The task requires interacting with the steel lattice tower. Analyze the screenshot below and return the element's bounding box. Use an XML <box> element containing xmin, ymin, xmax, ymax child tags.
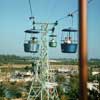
<box><xmin>27</xmin><ymin>23</ymin><xmax>59</xmax><ymax>100</ymax></box>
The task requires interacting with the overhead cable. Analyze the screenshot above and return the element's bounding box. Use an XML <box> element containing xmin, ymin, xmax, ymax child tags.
<box><xmin>56</xmin><ymin>0</ymin><xmax>94</xmax><ymax>22</ymax></box>
<box><xmin>28</xmin><ymin>0</ymin><xmax>33</xmax><ymax>17</ymax></box>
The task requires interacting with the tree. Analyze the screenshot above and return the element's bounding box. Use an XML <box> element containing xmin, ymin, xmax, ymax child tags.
<box><xmin>0</xmin><ymin>83</ymin><xmax>5</xmax><ymax>97</ymax></box>
<box><xmin>68</xmin><ymin>75</ymin><xmax>79</xmax><ymax>99</ymax></box>
<box><xmin>96</xmin><ymin>73</ymin><xmax>100</xmax><ymax>91</ymax></box>
<box><xmin>61</xmin><ymin>94</ymin><xmax>69</xmax><ymax>100</ymax></box>
<box><xmin>56</xmin><ymin>74</ymin><xmax>66</xmax><ymax>84</ymax></box>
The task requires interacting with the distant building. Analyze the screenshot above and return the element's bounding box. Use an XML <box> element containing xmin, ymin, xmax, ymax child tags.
<box><xmin>87</xmin><ymin>82</ymin><xmax>99</xmax><ymax>93</ymax></box>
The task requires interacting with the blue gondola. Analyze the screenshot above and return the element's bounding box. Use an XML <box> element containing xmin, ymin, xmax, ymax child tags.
<box><xmin>61</xmin><ymin>43</ymin><xmax>77</xmax><ymax>53</ymax></box>
<box><xmin>61</xmin><ymin>28</ymin><xmax>78</xmax><ymax>53</ymax></box>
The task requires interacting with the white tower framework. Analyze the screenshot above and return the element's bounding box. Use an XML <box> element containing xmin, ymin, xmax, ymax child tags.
<box><xmin>27</xmin><ymin>23</ymin><xmax>59</xmax><ymax>100</ymax></box>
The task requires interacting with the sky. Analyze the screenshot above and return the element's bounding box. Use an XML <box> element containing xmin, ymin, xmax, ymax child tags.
<box><xmin>0</xmin><ymin>0</ymin><xmax>100</xmax><ymax>59</ymax></box>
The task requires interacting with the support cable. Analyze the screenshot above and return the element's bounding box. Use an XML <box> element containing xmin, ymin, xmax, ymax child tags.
<box><xmin>28</xmin><ymin>0</ymin><xmax>33</xmax><ymax>17</ymax></box>
<box><xmin>56</xmin><ymin>0</ymin><xmax>93</xmax><ymax>22</ymax></box>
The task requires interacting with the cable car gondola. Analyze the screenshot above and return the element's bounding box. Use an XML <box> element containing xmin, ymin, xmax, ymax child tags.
<box><xmin>49</xmin><ymin>35</ymin><xmax>57</xmax><ymax>47</ymax></box>
<box><xmin>49</xmin><ymin>24</ymin><xmax>57</xmax><ymax>48</ymax></box>
<box><xmin>24</xmin><ymin>28</ymin><xmax>40</xmax><ymax>53</ymax></box>
<box><xmin>61</xmin><ymin>28</ymin><xmax>78</xmax><ymax>53</ymax></box>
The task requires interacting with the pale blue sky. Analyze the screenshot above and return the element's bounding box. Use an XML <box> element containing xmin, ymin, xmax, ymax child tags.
<box><xmin>0</xmin><ymin>0</ymin><xmax>100</xmax><ymax>59</ymax></box>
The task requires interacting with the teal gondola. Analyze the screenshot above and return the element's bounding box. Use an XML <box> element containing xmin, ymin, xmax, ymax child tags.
<box><xmin>49</xmin><ymin>35</ymin><xmax>57</xmax><ymax>47</ymax></box>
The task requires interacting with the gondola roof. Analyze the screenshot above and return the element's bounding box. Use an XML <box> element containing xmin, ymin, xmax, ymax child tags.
<box><xmin>24</xmin><ymin>29</ymin><xmax>40</xmax><ymax>33</ymax></box>
<box><xmin>62</xmin><ymin>28</ymin><xmax>78</xmax><ymax>32</ymax></box>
